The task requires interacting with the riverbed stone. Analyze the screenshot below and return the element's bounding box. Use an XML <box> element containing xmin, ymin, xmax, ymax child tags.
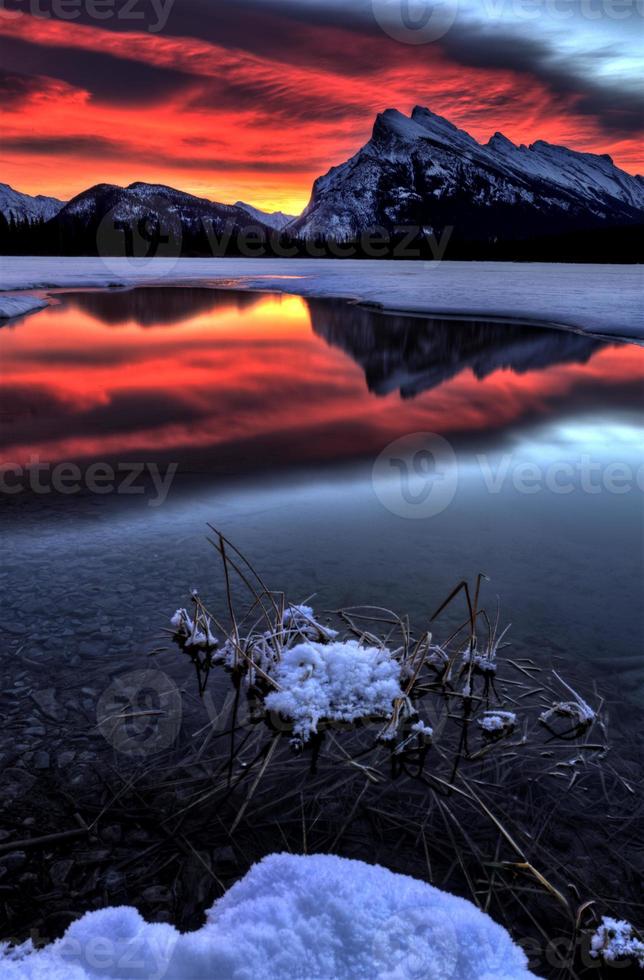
<box><xmin>31</xmin><ymin>688</ymin><xmax>66</xmax><ymax>722</ymax></box>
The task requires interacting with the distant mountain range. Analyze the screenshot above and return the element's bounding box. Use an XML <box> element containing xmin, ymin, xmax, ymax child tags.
<box><xmin>0</xmin><ymin>182</ymin><xmax>65</xmax><ymax>224</ymax></box>
<box><xmin>2</xmin><ymin>106</ymin><xmax>642</xmax><ymax>260</ymax></box>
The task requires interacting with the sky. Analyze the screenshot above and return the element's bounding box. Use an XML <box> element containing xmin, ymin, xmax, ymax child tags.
<box><xmin>1</xmin><ymin>0</ymin><xmax>642</xmax><ymax>213</ymax></box>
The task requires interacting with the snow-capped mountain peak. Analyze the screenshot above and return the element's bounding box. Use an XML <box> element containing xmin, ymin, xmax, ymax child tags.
<box><xmin>0</xmin><ymin>182</ymin><xmax>65</xmax><ymax>223</ymax></box>
<box><xmin>290</xmin><ymin>105</ymin><xmax>644</xmax><ymax>242</ymax></box>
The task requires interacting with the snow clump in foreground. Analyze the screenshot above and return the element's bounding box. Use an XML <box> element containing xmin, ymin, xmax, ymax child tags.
<box><xmin>0</xmin><ymin>853</ymin><xmax>538</xmax><ymax>979</ymax></box>
<box><xmin>264</xmin><ymin>639</ymin><xmax>403</xmax><ymax>740</ymax></box>
<box><xmin>590</xmin><ymin>917</ymin><xmax>644</xmax><ymax>968</ymax></box>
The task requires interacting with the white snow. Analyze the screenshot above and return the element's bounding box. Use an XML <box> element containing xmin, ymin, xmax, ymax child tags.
<box><xmin>264</xmin><ymin>638</ymin><xmax>403</xmax><ymax>740</ymax></box>
<box><xmin>0</xmin><ymin>853</ymin><xmax>537</xmax><ymax>979</ymax></box>
<box><xmin>282</xmin><ymin>603</ymin><xmax>338</xmax><ymax>641</ymax></box>
<box><xmin>478</xmin><ymin>710</ymin><xmax>517</xmax><ymax>734</ymax></box>
<box><xmin>0</xmin><ymin>183</ymin><xmax>64</xmax><ymax>223</ymax></box>
<box><xmin>590</xmin><ymin>917</ymin><xmax>644</xmax><ymax>968</ymax></box>
<box><xmin>0</xmin><ymin>292</ymin><xmax>48</xmax><ymax>320</ymax></box>
<box><xmin>170</xmin><ymin>607</ymin><xmax>218</xmax><ymax>650</ymax></box>
<box><xmin>0</xmin><ymin>257</ymin><xmax>642</xmax><ymax>340</ymax></box>
<box><xmin>540</xmin><ymin>672</ymin><xmax>596</xmax><ymax>730</ymax></box>
<box><xmin>411</xmin><ymin>720</ymin><xmax>433</xmax><ymax>738</ymax></box>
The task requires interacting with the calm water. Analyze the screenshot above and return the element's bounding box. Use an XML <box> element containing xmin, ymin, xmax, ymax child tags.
<box><xmin>1</xmin><ymin>286</ymin><xmax>643</xmax><ymax>704</ymax></box>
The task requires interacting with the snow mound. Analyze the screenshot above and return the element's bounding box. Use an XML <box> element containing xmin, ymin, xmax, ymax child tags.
<box><xmin>0</xmin><ymin>853</ymin><xmax>537</xmax><ymax>979</ymax></box>
<box><xmin>264</xmin><ymin>639</ymin><xmax>403</xmax><ymax>739</ymax></box>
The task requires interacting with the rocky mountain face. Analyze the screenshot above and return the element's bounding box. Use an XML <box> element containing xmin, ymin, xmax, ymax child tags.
<box><xmin>289</xmin><ymin>106</ymin><xmax>644</xmax><ymax>244</ymax></box>
<box><xmin>0</xmin><ymin>182</ymin><xmax>65</xmax><ymax>223</ymax></box>
<box><xmin>3</xmin><ymin>107</ymin><xmax>642</xmax><ymax>258</ymax></box>
<box><xmin>234</xmin><ymin>201</ymin><xmax>296</xmax><ymax>231</ymax></box>
<box><xmin>48</xmin><ymin>182</ymin><xmax>275</xmax><ymax>256</ymax></box>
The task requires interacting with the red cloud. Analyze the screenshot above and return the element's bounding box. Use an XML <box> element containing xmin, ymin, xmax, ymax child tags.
<box><xmin>0</xmin><ymin>13</ymin><xmax>641</xmax><ymax>211</ymax></box>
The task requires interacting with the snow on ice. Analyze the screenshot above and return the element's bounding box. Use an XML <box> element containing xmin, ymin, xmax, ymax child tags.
<box><xmin>0</xmin><ymin>257</ymin><xmax>642</xmax><ymax>341</ymax></box>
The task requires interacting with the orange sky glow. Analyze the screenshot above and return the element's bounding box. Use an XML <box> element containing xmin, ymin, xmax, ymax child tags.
<box><xmin>1</xmin><ymin>10</ymin><xmax>642</xmax><ymax>213</ymax></box>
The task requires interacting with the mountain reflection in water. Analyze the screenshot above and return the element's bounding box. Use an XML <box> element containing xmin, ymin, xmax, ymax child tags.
<box><xmin>307</xmin><ymin>299</ymin><xmax>604</xmax><ymax>398</ymax></box>
<box><xmin>0</xmin><ymin>287</ymin><xmax>640</xmax><ymax>472</ymax></box>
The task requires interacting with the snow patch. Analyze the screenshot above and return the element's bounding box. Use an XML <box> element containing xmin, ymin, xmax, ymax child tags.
<box><xmin>0</xmin><ymin>257</ymin><xmax>642</xmax><ymax>341</ymax></box>
<box><xmin>478</xmin><ymin>710</ymin><xmax>517</xmax><ymax>735</ymax></box>
<box><xmin>0</xmin><ymin>293</ymin><xmax>48</xmax><ymax>320</ymax></box>
<box><xmin>0</xmin><ymin>853</ymin><xmax>537</xmax><ymax>979</ymax></box>
<box><xmin>590</xmin><ymin>917</ymin><xmax>644</xmax><ymax>968</ymax></box>
<box><xmin>265</xmin><ymin>639</ymin><xmax>403</xmax><ymax>740</ymax></box>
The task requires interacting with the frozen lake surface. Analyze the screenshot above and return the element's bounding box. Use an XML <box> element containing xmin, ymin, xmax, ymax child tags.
<box><xmin>1</xmin><ymin>286</ymin><xmax>642</xmax><ymax>700</ymax></box>
<box><xmin>1</xmin><ymin>256</ymin><xmax>643</xmax><ymax>340</ymax></box>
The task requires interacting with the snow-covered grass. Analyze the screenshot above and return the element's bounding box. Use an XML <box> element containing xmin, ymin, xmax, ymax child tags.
<box><xmin>539</xmin><ymin>670</ymin><xmax>597</xmax><ymax>737</ymax></box>
<box><xmin>0</xmin><ymin>257</ymin><xmax>642</xmax><ymax>341</ymax></box>
<box><xmin>0</xmin><ymin>853</ymin><xmax>537</xmax><ymax>979</ymax></box>
<box><xmin>590</xmin><ymin>916</ymin><xmax>644</xmax><ymax>969</ymax></box>
<box><xmin>5</xmin><ymin>529</ymin><xmax>629</xmax><ymax>976</ymax></box>
<box><xmin>264</xmin><ymin>639</ymin><xmax>403</xmax><ymax>741</ymax></box>
<box><xmin>163</xmin><ymin>532</ymin><xmax>622</xmax><ymax>940</ymax></box>
<box><xmin>477</xmin><ymin>709</ymin><xmax>517</xmax><ymax>736</ymax></box>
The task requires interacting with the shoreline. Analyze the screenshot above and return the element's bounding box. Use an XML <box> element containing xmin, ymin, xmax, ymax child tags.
<box><xmin>1</xmin><ymin>256</ymin><xmax>642</xmax><ymax>342</ymax></box>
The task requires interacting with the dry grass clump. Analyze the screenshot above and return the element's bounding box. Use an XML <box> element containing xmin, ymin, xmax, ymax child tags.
<box><xmin>157</xmin><ymin>527</ymin><xmax>641</xmax><ymax>978</ymax></box>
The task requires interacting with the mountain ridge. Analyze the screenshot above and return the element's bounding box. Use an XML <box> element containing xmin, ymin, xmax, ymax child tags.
<box><xmin>290</xmin><ymin>105</ymin><xmax>644</xmax><ymax>242</ymax></box>
<box><xmin>2</xmin><ymin>106</ymin><xmax>642</xmax><ymax>260</ymax></box>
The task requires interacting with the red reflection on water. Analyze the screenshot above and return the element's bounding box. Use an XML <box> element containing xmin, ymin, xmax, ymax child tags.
<box><xmin>0</xmin><ymin>288</ymin><xmax>641</xmax><ymax>469</ymax></box>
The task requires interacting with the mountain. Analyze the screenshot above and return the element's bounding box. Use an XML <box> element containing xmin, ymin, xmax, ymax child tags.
<box><xmin>0</xmin><ymin>182</ymin><xmax>65</xmax><ymax>223</ymax></box>
<box><xmin>234</xmin><ymin>201</ymin><xmax>297</xmax><ymax>231</ymax></box>
<box><xmin>39</xmin><ymin>182</ymin><xmax>276</xmax><ymax>256</ymax></box>
<box><xmin>290</xmin><ymin>106</ymin><xmax>644</xmax><ymax>246</ymax></box>
<box><xmin>3</xmin><ymin>109</ymin><xmax>642</xmax><ymax>259</ymax></box>
<box><xmin>308</xmin><ymin>298</ymin><xmax>606</xmax><ymax>400</ymax></box>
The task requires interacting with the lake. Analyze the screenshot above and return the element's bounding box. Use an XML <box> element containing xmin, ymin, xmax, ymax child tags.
<box><xmin>1</xmin><ymin>283</ymin><xmax>643</xmax><ymax>953</ymax></box>
<box><xmin>1</xmin><ymin>286</ymin><xmax>642</xmax><ymax>697</ymax></box>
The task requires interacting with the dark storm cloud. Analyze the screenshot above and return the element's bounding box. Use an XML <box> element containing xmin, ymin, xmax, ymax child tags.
<box><xmin>0</xmin><ymin>36</ymin><xmax>195</xmax><ymax>105</ymax></box>
<box><xmin>170</xmin><ymin>0</ymin><xmax>644</xmax><ymax>134</ymax></box>
<box><xmin>2</xmin><ymin>1</ymin><xmax>641</xmax><ymax>134</ymax></box>
<box><xmin>0</xmin><ymin>70</ymin><xmax>47</xmax><ymax>106</ymax></box>
<box><xmin>439</xmin><ymin>24</ymin><xmax>644</xmax><ymax>135</ymax></box>
<box><xmin>2</xmin><ymin>134</ymin><xmax>127</xmax><ymax>155</ymax></box>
